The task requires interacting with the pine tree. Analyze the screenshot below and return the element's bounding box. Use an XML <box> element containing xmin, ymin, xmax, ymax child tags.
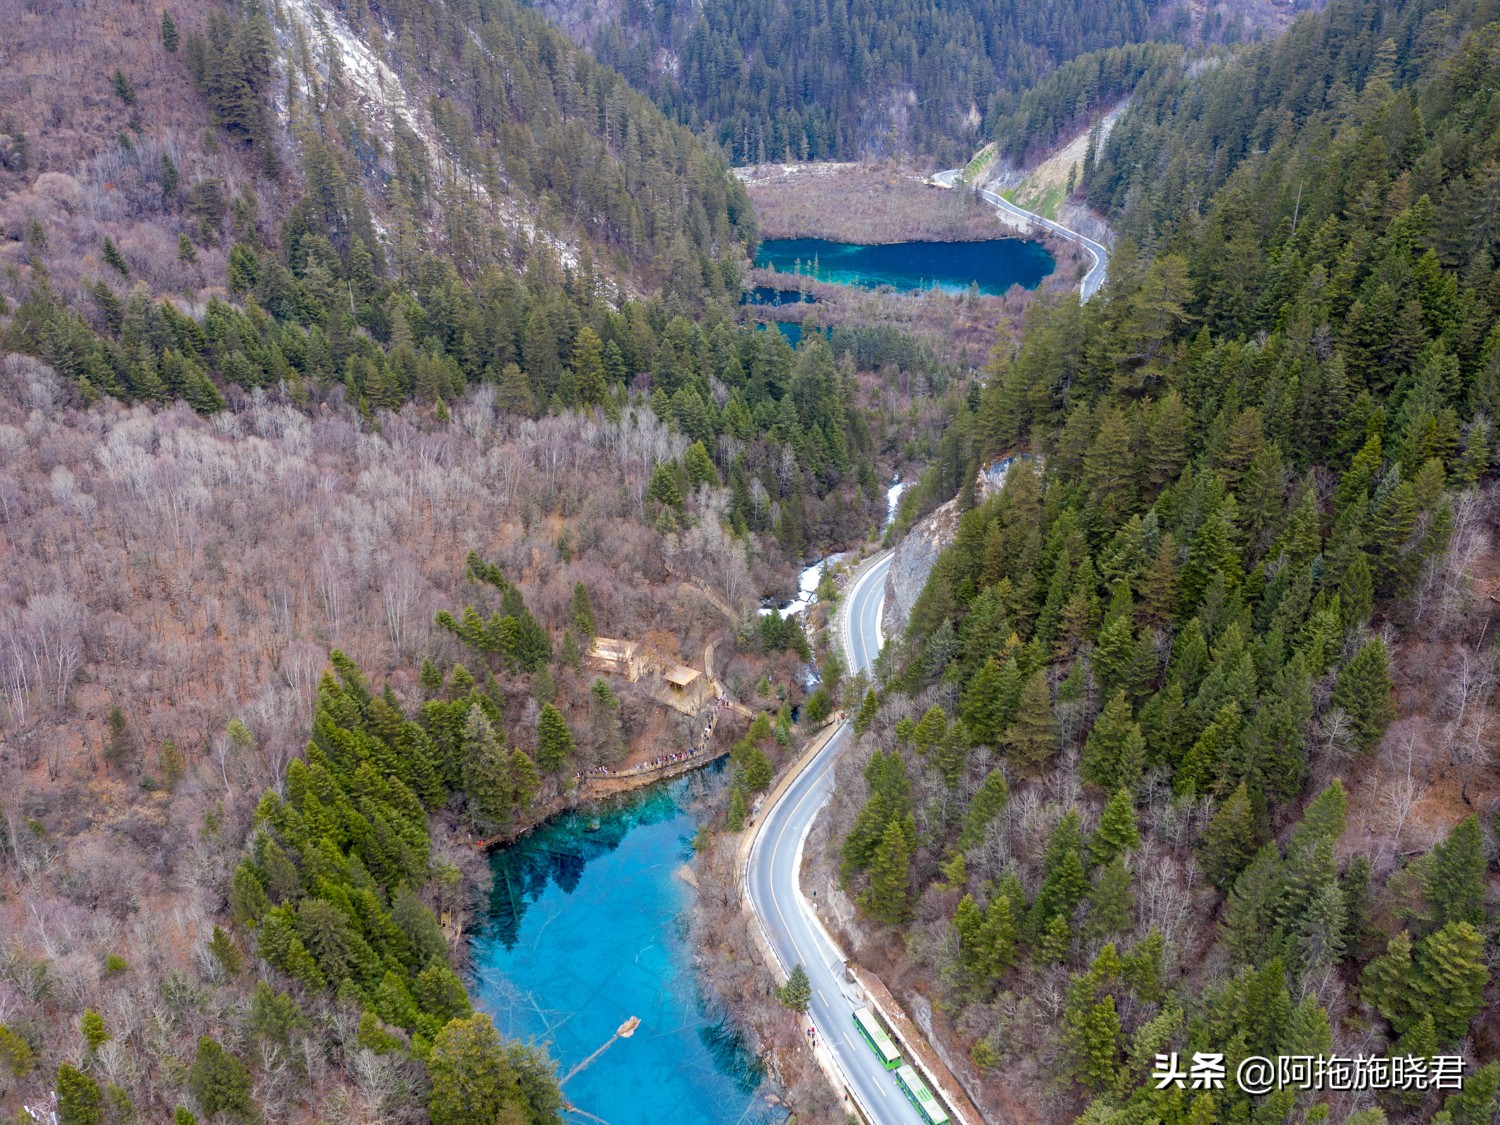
<box><xmin>950</xmin><ymin>893</ymin><xmax>987</xmax><ymax>994</ymax></box>
<box><xmin>1424</xmin><ymin>815</ymin><xmax>1486</xmax><ymax>928</ymax></box>
<box><xmin>1137</xmin><ymin>533</ymin><xmax>1179</xmax><ymax>628</ymax></box>
<box><xmin>1332</xmin><ymin>638</ymin><xmax>1397</xmax><ymax>752</ymax></box>
<box><xmin>979</xmin><ymin>893</ymin><xmax>1019</xmax><ymax>979</ymax></box>
<box><xmin>111</xmin><ymin>69</ymin><xmax>136</xmax><ymax>105</ymax></box>
<box><xmin>779</xmin><ymin>963</ymin><xmax>812</xmax><ymax>1012</ymax></box>
<box><xmin>1086</xmin><ymin>858</ymin><xmax>1134</xmax><ymax>939</ymax></box>
<box><xmin>159</xmin><ymin>153</ymin><xmax>180</xmax><ymax>204</ymax></box>
<box><xmin>742</xmin><ymin>745</ymin><xmax>773</xmax><ymax>791</ymax></box>
<box><xmin>259</xmin><ymin>837</ymin><xmax>301</xmax><ymax>904</ymax></box>
<box><xmin>647</xmin><ymin>461</ymin><xmax>684</xmax><ymax>509</ymax></box>
<box><xmin>1338</xmin><ymin>552</ymin><xmax>1374</xmax><ymax>629</ymax></box>
<box><xmin>1198</xmin><ymin>781</ymin><xmax>1261</xmax><ymax>886</ymax></box>
<box><xmin>461</xmin><ymin>705</ymin><xmax>514</xmax><ymax>833</ymax></box>
<box><xmin>58</xmin><ymin>1063</ymin><xmax>105</xmax><ymax>1125</ymax></box>
<box><xmin>230</xmin><ymin>863</ymin><xmax>270</xmax><ymax>927</ymax></box>
<box><xmin>207</xmin><ymin>925</ymin><xmax>242</xmax><ymax>976</ymax></box>
<box><xmin>569</xmin><ymin>581</ymin><xmax>595</xmax><ymax>639</ymax></box>
<box><xmin>1388</xmin><ymin>1013</ymin><xmax>1438</xmax><ymax>1109</ymax></box>
<box><xmin>853</xmin><ymin>688</ymin><xmax>878</xmax><ymax>735</ymax></box>
<box><xmin>507</xmin><ymin>749</ymin><xmax>540</xmax><ymax>809</ymax></box>
<box><xmin>1413</xmin><ymin>921</ymin><xmax>1489</xmax><ymax>1041</ymax></box>
<box><xmin>497</xmin><ymin>362</ymin><xmax>534</xmax><ymax>416</ymax></box>
<box><xmin>957</xmin><ymin>769</ymin><xmax>1008</xmax><ymax>852</ymax></box>
<box><xmin>684</xmin><ymin>440</ymin><xmax>719</xmax><ymax>488</ymax></box>
<box><xmin>1297</xmin><ymin>880</ymin><xmax>1349</xmax><ymax>975</ymax></box>
<box><xmin>1361</xmin><ymin>929</ymin><xmax>1418</xmax><ymax>1031</ymax></box>
<box><xmin>572</xmin><ymin>325</ymin><xmax>608</xmax><ymax>406</ymax></box>
<box><xmin>102</xmin><ymin>236</ymin><xmax>129</xmax><ymax>276</ymax></box>
<box><xmin>1061</xmin><ymin>987</ymin><xmax>1122</xmax><ymax>1092</ymax></box>
<box><xmin>420</xmin><ymin>659</ymin><xmax>444</xmax><ymax>698</ymax></box>
<box><xmin>912</xmin><ymin>705</ymin><xmax>949</xmax><ymax>754</ymax></box>
<box><xmin>181</xmin><ymin>361</ymin><xmax>226</xmax><ymax>415</ymax></box>
<box><xmin>105</xmin><ymin>703</ymin><xmax>137</xmax><ymax>769</ymax></box>
<box><xmin>1007</xmin><ymin>668</ymin><xmax>1058</xmax><ymax>775</ymax></box>
<box><xmin>186</xmin><ymin>1037</ymin><xmax>254</xmax><ymax>1123</ymax></box>
<box><xmin>1442</xmin><ymin>1060</ymin><xmax>1500</xmax><ymax>1125</ymax></box>
<box><xmin>428</xmin><ymin>1014</ymin><xmax>534</xmax><ymax>1125</ymax></box>
<box><xmin>0</xmin><ymin>1025</ymin><xmax>35</xmax><ymax>1080</ymax></box>
<box><xmin>1081</xmin><ymin>691</ymin><xmax>1146</xmax><ymax>792</ymax></box>
<box><xmin>726</xmin><ymin>783</ymin><xmax>747</xmax><ymax>831</ymax></box>
<box><xmin>1094</xmin><ymin>614</ymin><xmax>1148</xmax><ymax>702</ymax></box>
<box><xmin>1175</xmin><ymin>700</ymin><xmax>1241</xmax><ymax>797</ymax></box>
<box><xmin>534</xmin><ymin>704</ymin><xmax>575</xmax><ymax>775</ymax></box>
<box><xmin>1091</xmin><ymin>788</ymin><xmax>1140</xmax><ymax>865</ymax></box>
<box><xmin>960</xmin><ymin>656</ymin><xmax>1022</xmax><ymax>744</ymax></box>
<box><xmin>1031</xmin><ymin>811</ymin><xmax>1088</xmax><ymax>937</ymax></box>
<box><xmin>862</xmin><ymin>816</ymin><xmax>915</xmax><ymax>924</ymax></box>
<box><xmin>161</xmin><ymin>10</ymin><xmax>179</xmax><ymax>52</ymax></box>
<box><xmin>81</xmin><ymin>1009</ymin><xmax>110</xmax><ymax>1051</ymax></box>
<box><xmin>1037</xmin><ymin>911</ymin><xmax>1072</xmax><ymax>963</ymax></box>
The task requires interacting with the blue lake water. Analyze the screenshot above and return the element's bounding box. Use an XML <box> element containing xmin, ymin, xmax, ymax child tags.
<box><xmin>470</xmin><ymin>767</ymin><xmax>786</xmax><ymax>1125</ymax></box>
<box><xmin>742</xmin><ymin>285</ymin><xmax>819</xmax><ymax>307</ymax></box>
<box><xmin>756</xmin><ymin>320</ymin><xmax>830</xmax><ymax>346</ymax></box>
<box><xmin>755</xmin><ymin>236</ymin><xmax>1053</xmax><ymax>296</ymax></box>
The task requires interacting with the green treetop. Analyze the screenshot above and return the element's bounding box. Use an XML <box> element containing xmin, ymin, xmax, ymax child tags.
<box><xmin>535</xmin><ymin>704</ymin><xmax>575</xmax><ymax>775</ymax></box>
<box><xmin>1331</xmin><ymin>638</ymin><xmax>1397</xmax><ymax>752</ymax></box>
<box><xmin>779</xmin><ymin>963</ymin><xmax>812</xmax><ymax>1012</ymax></box>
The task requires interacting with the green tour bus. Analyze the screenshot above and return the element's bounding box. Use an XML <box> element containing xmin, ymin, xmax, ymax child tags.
<box><xmin>851</xmin><ymin>1005</ymin><xmax>902</xmax><ymax>1070</ymax></box>
<box><xmin>895</xmin><ymin>1063</ymin><xmax>950</xmax><ymax>1125</ymax></box>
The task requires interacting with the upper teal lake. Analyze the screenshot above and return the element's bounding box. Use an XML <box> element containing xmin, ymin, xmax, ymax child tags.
<box><xmin>754</xmin><ymin>236</ymin><xmax>1054</xmax><ymax>296</ymax></box>
<box><xmin>470</xmin><ymin>768</ymin><xmax>785</xmax><ymax>1125</ymax></box>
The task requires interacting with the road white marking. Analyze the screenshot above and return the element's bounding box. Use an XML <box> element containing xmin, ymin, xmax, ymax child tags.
<box><xmin>750</xmin><ymin>548</ymin><xmax>909</xmax><ymax>1125</ymax></box>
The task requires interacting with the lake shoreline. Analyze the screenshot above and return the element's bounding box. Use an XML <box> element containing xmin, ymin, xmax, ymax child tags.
<box><xmin>755</xmin><ymin>235</ymin><xmax>1055</xmax><ymax>297</ymax></box>
<box><xmin>467</xmin><ymin>765</ymin><xmax>794</xmax><ymax>1125</ymax></box>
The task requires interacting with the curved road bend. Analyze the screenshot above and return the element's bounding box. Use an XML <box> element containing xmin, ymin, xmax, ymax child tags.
<box><xmin>746</xmin><ymin>552</ymin><xmax>933</xmax><ymax>1125</ymax></box>
<box><xmin>933</xmin><ymin>168</ymin><xmax>1109</xmax><ymax>301</ymax></box>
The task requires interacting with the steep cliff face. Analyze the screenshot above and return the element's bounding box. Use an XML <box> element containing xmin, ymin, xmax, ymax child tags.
<box><xmin>882</xmin><ymin>494</ymin><xmax>962</xmax><ymax>642</ymax></box>
<box><xmin>882</xmin><ymin>457</ymin><xmax>1026</xmax><ymax>639</ymax></box>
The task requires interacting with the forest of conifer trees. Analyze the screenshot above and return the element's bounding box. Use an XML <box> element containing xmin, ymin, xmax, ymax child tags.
<box><xmin>0</xmin><ymin>0</ymin><xmax>1497</xmax><ymax>1119</ymax></box>
<box><xmin>828</xmin><ymin>0</ymin><xmax>1500</xmax><ymax>1118</ymax></box>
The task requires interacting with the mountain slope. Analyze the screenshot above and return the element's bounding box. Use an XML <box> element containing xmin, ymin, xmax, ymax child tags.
<box><xmin>827</xmin><ymin>0</ymin><xmax>1500</xmax><ymax>1119</ymax></box>
<box><xmin>557</xmin><ymin>0</ymin><xmax>1165</xmax><ymax>165</ymax></box>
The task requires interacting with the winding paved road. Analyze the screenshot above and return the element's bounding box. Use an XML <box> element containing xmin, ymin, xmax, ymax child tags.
<box><xmin>933</xmin><ymin>168</ymin><xmax>1109</xmax><ymax>301</ymax></box>
<box><xmin>745</xmin><ymin>552</ymin><xmax>935</xmax><ymax>1125</ymax></box>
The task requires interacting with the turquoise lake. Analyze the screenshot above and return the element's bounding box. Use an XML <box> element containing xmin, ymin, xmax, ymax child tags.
<box><xmin>755</xmin><ymin>236</ymin><xmax>1054</xmax><ymax>295</ymax></box>
<box><xmin>470</xmin><ymin>767</ymin><xmax>786</xmax><ymax>1125</ymax></box>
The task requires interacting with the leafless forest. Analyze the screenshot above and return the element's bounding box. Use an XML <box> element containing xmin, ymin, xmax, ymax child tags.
<box><xmin>0</xmin><ymin>351</ymin><xmax>816</xmax><ymax>1119</ymax></box>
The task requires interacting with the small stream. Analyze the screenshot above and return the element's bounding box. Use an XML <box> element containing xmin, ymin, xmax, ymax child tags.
<box><xmin>759</xmin><ymin>477</ymin><xmax>907</xmax><ymax>620</ymax></box>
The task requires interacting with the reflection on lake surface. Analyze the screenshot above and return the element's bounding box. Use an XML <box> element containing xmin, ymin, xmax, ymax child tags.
<box><xmin>470</xmin><ymin>767</ymin><xmax>786</xmax><ymax>1125</ymax></box>
<box><xmin>755</xmin><ymin>320</ymin><xmax>831</xmax><ymax>346</ymax></box>
<box><xmin>755</xmin><ymin>236</ymin><xmax>1053</xmax><ymax>295</ymax></box>
<box><xmin>742</xmin><ymin>285</ymin><xmax>819</xmax><ymax>306</ymax></box>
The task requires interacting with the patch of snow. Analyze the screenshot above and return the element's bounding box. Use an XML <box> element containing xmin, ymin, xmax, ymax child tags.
<box><xmin>277</xmin><ymin>0</ymin><xmax>427</xmax><ymax>143</ymax></box>
<box><xmin>269</xmin><ymin>0</ymin><xmax>586</xmax><ymax>276</ymax></box>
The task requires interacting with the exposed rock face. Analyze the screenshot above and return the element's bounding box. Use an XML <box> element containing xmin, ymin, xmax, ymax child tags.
<box><xmin>882</xmin><ymin>497</ymin><xmax>961</xmax><ymax>642</ymax></box>
<box><xmin>882</xmin><ymin>456</ymin><xmax>1027</xmax><ymax>640</ymax></box>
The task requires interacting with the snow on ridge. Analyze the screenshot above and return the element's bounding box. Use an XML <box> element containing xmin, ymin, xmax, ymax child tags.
<box><xmin>276</xmin><ymin>0</ymin><xmax>427</xmax><ymax>144</ymax></box>
<box><xmin>267</xmin><ymin>0</ymin><xmax>584</xmax><ymax>275</ymax></box>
